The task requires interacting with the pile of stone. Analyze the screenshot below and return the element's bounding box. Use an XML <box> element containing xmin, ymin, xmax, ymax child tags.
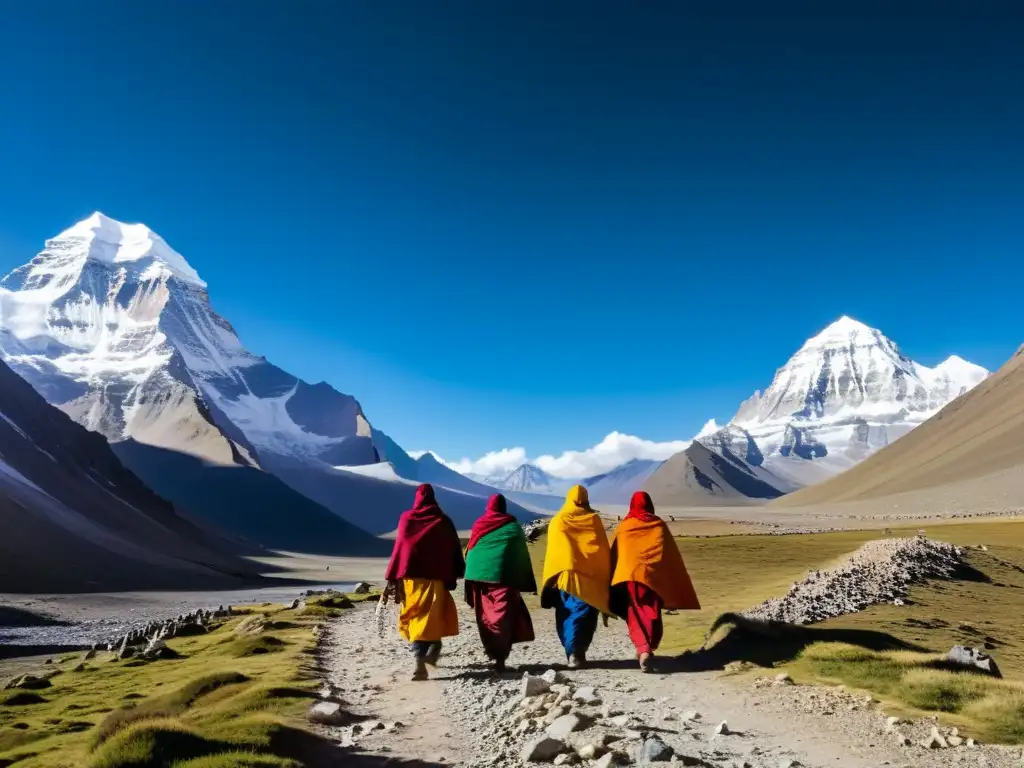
<box><xmin>104</xmin><ymin>606</ymin><xmax>234</xmax><ymax>661</ymax></box>
<box><xmin>745</xmin><ymin>536</ymin><xmax>965</xmax><ymax>625</ymax></box>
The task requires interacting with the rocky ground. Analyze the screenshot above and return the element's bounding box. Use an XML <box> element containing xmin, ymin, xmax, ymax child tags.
<box><xmin>0</xmin><ymin>580</ymin><xmax>361</xmax><ymax>652</ymax></box>
<box><xmin>318</xmin><ymin>601</ymin><xmax>1024</xmax><ymax>767</ymax></box>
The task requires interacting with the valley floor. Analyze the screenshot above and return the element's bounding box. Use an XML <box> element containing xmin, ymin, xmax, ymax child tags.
<box><xmin>320</xmin><ymin>601</ymin><xmax>1024</xmax><ymax>767</ymax></box>
<box><xmin>0</xmin><ymin>554</ymin><xmax>387</xmax><ymax>654</ymax></box>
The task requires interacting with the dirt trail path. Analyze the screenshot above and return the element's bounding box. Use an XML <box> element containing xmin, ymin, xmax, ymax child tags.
<box><xmin>320</xmin><ymin>603</ymin><xmax>1022</xmax><ymax>767</ymax></box>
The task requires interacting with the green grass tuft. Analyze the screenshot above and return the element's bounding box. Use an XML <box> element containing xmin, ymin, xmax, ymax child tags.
<box><xmin>87</xmin><ymin>720</ymin><xmax>221</xmax><ymax>768</ymax></box>
<box><xmin>91</xmin><ymin>672</ymin><xmax>249</xmax><ymax>749</ymax></box>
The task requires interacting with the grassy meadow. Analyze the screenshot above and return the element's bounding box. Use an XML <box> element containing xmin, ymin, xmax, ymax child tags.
<box><xmin>0</xmin><ymin>594</ymin><xmax>370</xmax><ymax>768</ymax></box>
<box><xmin>527</xmin><ymin>517</ymin><xmax>1024</xmax><ymax>742</ymax></box>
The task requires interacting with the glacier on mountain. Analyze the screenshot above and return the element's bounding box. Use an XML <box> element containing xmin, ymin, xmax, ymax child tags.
<box><xmin>0</xmin><ymin>213</ymin><xmax>532</xmax><ymax>533</ymax></box>
<box><xmin>709</xmin><ymin>315</ymin><xmax>989</xmax><ymax>487</ymax></box>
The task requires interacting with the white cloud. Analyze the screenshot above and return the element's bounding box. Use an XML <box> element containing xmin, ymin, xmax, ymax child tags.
<box><xmin>421</xmin><ymin>431</ymin><xmax>692</xmax><ymax>481</ymax></box>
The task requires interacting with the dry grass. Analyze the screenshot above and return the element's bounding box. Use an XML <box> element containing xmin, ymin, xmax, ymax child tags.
<box><xmin>0</xmin><ymin>593</ymin><xmax>374</xmax><ymax>768</ymax></box>
<box><xmin>789</xmin><ymin>643</ymin><xmax>1024</xmax><ymax>743</ymax></box>
<box><xmin>526</xmin><ymin>518</ymin><xmax>1024</xmax><ymax>742</ymax></box>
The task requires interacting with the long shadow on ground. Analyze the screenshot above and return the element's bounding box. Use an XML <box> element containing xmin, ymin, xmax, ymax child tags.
<box><xmin>664</xmin><ymin>612</ymin><xmax>932</xmax><ymax>673</ymax></box>
<box><xmin>427</xmin><ymin>611</ymin><xmax>935</xmax><ymax>682</ymax></box>
<box><xmin>268</xmin><ymin>721</ymin><xmax>448</xmax><ymax>767</ymax></box>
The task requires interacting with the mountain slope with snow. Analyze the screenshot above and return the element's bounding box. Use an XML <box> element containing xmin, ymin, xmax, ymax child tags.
<box><xmin>0</xmin><ymin>213</ymin><xmax>520</xmax><ymax>535</ymax></box>
<box><xmin>485</xmin><ymin>463</ymin><xmax>575</xmax><ymax>495</ymax></box>
<box><xmin>714</xmin><ymin>316</ymin><xmax>989</xmax><ymax>488</ymax></box>
<box><xmin>774</xmin><ymin>344</ymin><xmax>1024</xmax><ymax>506</ymax></box>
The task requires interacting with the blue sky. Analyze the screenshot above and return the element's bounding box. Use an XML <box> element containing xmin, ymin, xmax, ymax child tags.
<box><xmin>1</xmin><ymin>2</ymin><xmax>1022</xmax><ymax>474</ymax></box>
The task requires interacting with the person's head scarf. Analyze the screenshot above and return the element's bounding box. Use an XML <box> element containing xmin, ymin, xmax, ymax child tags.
<box><xmin>466</xmin><ymin>493</ymin><xmax>516</xmax><ymax>551</ymax></box>
<box><xmin>412</xmin><ymin>483</ymin><xmax>440</xmax><ymax>515</ymax></box>
<box><xmin>625</xmin><ymin>491</ymin><xmax>659</xmax><ymax>523</ymax></box>
<box><xmin>559</xmin><ymin>484</ymin><xmax>594</xmax><ymax>516</ymax></box>
<box><xmin>384</xmin><ymin>483</ymin><xmax>464</xmax><ymax>584</ymax></box>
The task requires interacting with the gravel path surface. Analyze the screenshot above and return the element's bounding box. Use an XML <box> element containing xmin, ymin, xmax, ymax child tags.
<box><xmin>320</xmin><ymin>602</ymin><xmax>1024</xmax><ymax>767</ymax></box>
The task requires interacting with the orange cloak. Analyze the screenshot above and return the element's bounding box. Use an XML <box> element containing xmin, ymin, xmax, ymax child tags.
<box><xmin>610</xmin><ymin>517</ymin><xmax>700</xmax><ymax>611</ymax></box>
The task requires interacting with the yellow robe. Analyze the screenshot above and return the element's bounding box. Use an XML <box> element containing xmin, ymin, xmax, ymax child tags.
<box><xmin>541</xmin><ymin>486</ymin><xmax>611</xmax><ymax>614</ymax></box>
<box><xmin>398</xmin><ymin>578</ymin><xmax>459</xmax><ymax>642</ymax></box>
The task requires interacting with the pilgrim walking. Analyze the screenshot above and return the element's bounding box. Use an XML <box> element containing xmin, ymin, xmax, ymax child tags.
<box><xmin>540</xmin><ymin>485</ymin><xmax>611</xmax><ymax>668</ymax></box>
<box><xmin>384</xmin><ymin>483</ymin><xmax>465</xmax><ymax>681</ymax></box>
<box><xmin>609</xmin><ymin>491</ymin><xmax>700</xmax><ymax>672</ymax></box>
<box><xmin>463</xmin><ymin>494</ymin><xmax>537</xmax><ymax>672</ymax></box>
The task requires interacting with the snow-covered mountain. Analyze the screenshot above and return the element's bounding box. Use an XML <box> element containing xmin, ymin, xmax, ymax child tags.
<box><xmin>0</xmin><ymin>213</ymin><xmax>529</xmax><ymax>535</ymax></box>
<box><xmin>707</xmin><ymin>316</ymin><xmax>989</xmax><ymax>488</ymax></box>
<box><xmin>485</xmin><ymin>463</ymin><xmax>576</xmax><ymax>496</ymax></box>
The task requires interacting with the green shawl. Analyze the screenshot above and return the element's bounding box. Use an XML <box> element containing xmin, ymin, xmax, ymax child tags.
<box><xmin>464</xmin><ymin>521</ymin><xmax>537</xmax><ymax>593</ymax></box>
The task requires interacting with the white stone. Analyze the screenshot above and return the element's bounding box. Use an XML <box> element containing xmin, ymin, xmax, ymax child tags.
<box><xmin>521</xmin><ymin>736</ymin><xmax>566</xmax><ymax>763</ymax></box>
<box><xmin>546</xmin><ymin>714</ymin><xmax>587</xmax><ymax>740</ymax></box>
<box><xmin>573</xmin><ymin>686</ymin><xmax>600</xmax><ymax>704</ymax></box>
<box><xmin>522</xmin><ymin>673</ymin><xmax>552</xmax><ymax>698</ymax></box>
<box><xmin>308</xmin><ymin>701</ymin><xmax>345</xmax><ymax>725</ymax></box>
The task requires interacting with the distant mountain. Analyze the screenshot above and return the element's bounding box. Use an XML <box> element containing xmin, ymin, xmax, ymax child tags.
<box><xmin>0</xmin><ymin>213</ymin><xmax>511</xmax><ymax>536</ymax></box>
<box><xmin>0</xmin><ymin>358</ymin><xmax>262</xmax><ymax>592</ymax></box>
<box><xmin>698</xmin><ymin>316</ymin><xmax>988</xmax><ymax>491</ymax></box>
<box><xmin>775</xmin><ymin>344</ymin><xmax>1024</xmax><ymax>507</ymax></box>
<box><xmin>583</xmin><ymin>459</ymin><xmax>664</xmax><ymax>504</ymax></box>
<box><xmin>415</xmin><ymin>453</ymin><xmax>505</xmax><ymax>497</ymax></box>
<box><xmin>486</xmin><ymin>463</ymin><xmax>575</xmax><ymax>496</ymax></box>
<box><xmin>643</xmin><ymin>442</ymin><xmax>785</xmax><ymax>507</ymax></box>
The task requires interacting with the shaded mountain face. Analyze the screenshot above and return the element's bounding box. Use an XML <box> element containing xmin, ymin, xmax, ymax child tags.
<box><xmin>582</xmin><ymin>459</ymin><xmax>664</xmax><ymax>504</ymax></box>
<box><xmin>642</xmin><ymin>442</ymin><xmax>784</xmax><ymax>507</ymax></box>
<box><xmin>775</xmin><ymin>345</ymin><xmax>1024</xmax><ymax>507</ymax></box>
<box><xmin>0</xmin><ymin>358</ymin><xmax>261</xmax><ymax>592</ymax></box>
<box><xmin>713</xmin><ymin>316</ymin><xmax>988</xmax><ymax>488</ymax></box>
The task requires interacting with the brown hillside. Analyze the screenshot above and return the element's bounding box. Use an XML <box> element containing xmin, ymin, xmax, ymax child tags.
<box><xmin>774</xmin><ymin>345</ymin><xmax>1024</xmax><ymax>506</ymax></box>
<box><xmin>643</xmin><ymin>442</ymin><xmax>783</xmax><ymax>507</ymax></box>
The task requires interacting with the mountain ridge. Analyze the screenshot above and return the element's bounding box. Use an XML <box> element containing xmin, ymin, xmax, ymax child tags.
<box><xmin>0</xmin><ymin>213</ymin><xmax>531</xmax><ymax>536</ymax></box>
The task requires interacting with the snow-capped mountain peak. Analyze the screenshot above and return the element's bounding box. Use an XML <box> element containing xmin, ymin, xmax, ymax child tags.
<box><xmin>720</xmin><ymin>315</ymin><xmax>989</xmax><ymax>488</ymax></box>
<box><xmin>53</xmin><ymin>212</ymin><xmax>206</xmax><ymax>288</ymax></box>
<box><xmin>0</xmin><ymin>214</ymin><xmax>387</xmax><ymax>466</ymax></box>
<box><xmin>801</xmin><ymin>314</ymin><xmax>877</xmax><ymax>348</ymax></box>
<box><xmin>487</xmin><ymin>463</ymin><xmax>575</xmax><ymax>496</ymax></box>
<box><xmin>931</xmin><ymin>355</ymin><xmax>988</xmax><ymax>391</ymax></box>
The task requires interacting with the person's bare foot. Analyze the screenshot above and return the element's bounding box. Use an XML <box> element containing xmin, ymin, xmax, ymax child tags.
<box><xmin>639</xmin><ymin>652</ymin><xmax>653</xmax><ymax>673</ymax></box>
<box><xmin>411</xmin><ymin>658</ymin><xmax>428</xmax><ymax>681</ymax></box>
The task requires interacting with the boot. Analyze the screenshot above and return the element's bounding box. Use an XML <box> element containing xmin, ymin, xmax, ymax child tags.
<box><xmin>411</xmin><ymin>658</ymin><xmax>428</xmax><ymax>681</ymax></box>
<box><xmin>424</xmin><ymin>642</ymin><xmax>442</xmax><ymax>667</ymax></box>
